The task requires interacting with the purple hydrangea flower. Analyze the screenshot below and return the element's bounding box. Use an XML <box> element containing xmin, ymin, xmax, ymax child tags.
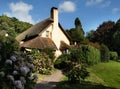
<box><xmin>20</xmin><ymin>66</ymin><xmax>30</xmax><ymax>76</ymax></box>
<box><xmin>5</xmin><ymin>59</ymin><xmax>12</xmax><ymax>65</ymax></box>
<box><xmin>10</xmin><ymin>55</ymin><xmax>17</xmax><ymax>62</ymax></box>
<box><xmin>27</xmin><ymin>56</ymin><xmax>34</xmax><ymax>61</ymax></box>
<box><xmin>27</xmin><ymin>63</ymin><xmax>34</xmax><ymax>70</ymax></box>
<box><xmin>33</xmin><ymin>74</ymin><xmax>38</xmax><ymax>80</ymax></box>
<box><xmin>14</xmin><ymin>80</ymin><xmax>24</xmax><ymax>89</ymax></box>
<box><xmin>13</xmin><ymin>70</ymin><xmax>18</xmax><ymax>75</ymax></box>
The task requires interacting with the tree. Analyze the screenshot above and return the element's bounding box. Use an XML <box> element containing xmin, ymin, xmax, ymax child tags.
<box><xmin>66</xmin><ymin>17</ymin><xmax>85</xmax><ymax>44</ymax></box>
<box><xmin>86</xmin><ymin>30</ymin><xmax>95</xmax><ymax>42</ymax></box>
<box><xmin>93</xmin><ymin>21</ymin><xmax>115</xmax><ymax>50</ymax></box>
<box><xmin>112</xmin><ymin>19</ymin><xmax>120</xmax><ymax>55</ymax></box>
<box><xmin>100</xmin><ymin>44</ymin><xmax>110</xmax><ymax>62</ymax></box>
<box><xmin>0</xmin><ymin>15</ymin><xmax>32</xmax><ymax>37</ymax></box>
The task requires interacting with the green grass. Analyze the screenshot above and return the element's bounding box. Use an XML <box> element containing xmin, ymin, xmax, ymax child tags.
<box><xmin>56</xmin><ymin>61</ymin><xmax>120</xmax><ymax>89</ymax></box>
<box><xmin>88</xmin><ymin>61</ymin><xmax>120</xmax><ymax>89</ymax></box>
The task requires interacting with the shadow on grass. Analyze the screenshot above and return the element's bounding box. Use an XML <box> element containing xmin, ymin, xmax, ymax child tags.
<box><xmin>35</xmin><ymin>81</ymin><xmax>59</xmax><ymax>89</ymax></box>
<box><xmin>55</xmin><ymin>81</ymin><xmax>116</xmax><ymax>89</ymax></box>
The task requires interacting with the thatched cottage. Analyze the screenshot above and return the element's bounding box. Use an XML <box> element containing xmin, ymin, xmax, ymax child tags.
<box><xmin>16</xmin><ymin>7</ymin><xmax>71</xmax><ymax>57</ymax></box>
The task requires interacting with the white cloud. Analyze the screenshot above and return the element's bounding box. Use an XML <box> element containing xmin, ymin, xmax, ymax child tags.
<box><xmin>101</xmin><ymin>1</ymin><xmax>111</xmax><ymax>8</ymax></box>
<box><xmin>59</xmin><ymin>1</ymin><xmax>76</xmax><ymax>13</ymax></box>
<box><xmin>112</xmin><ymin>8</ymin><xmax>119</xmax><ymax>14</ymax></box>
<box><xmin>85</xmin><ymin>0</ymin><xmax>111</xmax><ymax>7</ymax></box>
<box><xmin>86</xmin><ymin>0</ymin><xmax>103</xmax><ymax>6</ymax></box>
<box><xmin>4</xmin><ymin>1</ymin><xmax>35</xmax><ymax>24</ymax></box>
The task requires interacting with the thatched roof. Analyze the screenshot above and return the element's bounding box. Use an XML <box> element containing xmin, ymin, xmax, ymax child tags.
<box><xmin>60</xmin><ymin>41</ymin><xmax>70</xmax><ymax>51</ymax></box>
<box><xmin>16</xmin><ymin>18</ymin><xmax>53</xmax><ymax>42</ymax></box>
<box><xmin>16</xmin><ymin>17</ymin><xmax>71</xmax><ymax>42</ymax></box>
<box><xmin>20</xmin><ymin>36</ymin><xmax>57</xmax><ymax>50</ymax></box>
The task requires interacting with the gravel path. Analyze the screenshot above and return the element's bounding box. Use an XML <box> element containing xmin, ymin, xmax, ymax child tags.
<box><xmin>35</xmin><ymin>70</ymin><xmax>63</xmax><ymax>89</ymax></box>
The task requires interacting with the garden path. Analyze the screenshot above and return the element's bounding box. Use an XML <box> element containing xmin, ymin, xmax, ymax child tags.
<box><xmin>35</xmin><ymin>70</ymin><xmax>63</xmax><ymax>89</ymax></box>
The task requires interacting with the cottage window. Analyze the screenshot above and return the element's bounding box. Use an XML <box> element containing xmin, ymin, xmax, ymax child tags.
<box><xmin>46</xmin><ymin>31</ymin><xmax>49</xmax><ymax>37</ymax></box>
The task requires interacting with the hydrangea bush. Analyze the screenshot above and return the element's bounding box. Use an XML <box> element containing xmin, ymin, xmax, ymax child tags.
<box><xmin>26</xmin><ymin>49</ymin><xmax>54</xmax><ymax>75</ymax></box>
<box><xmin>0</xmin><ymin>53</ymin><xmax>37</xmax><ymax>89</ymax></box>
<box><xmin>0</xmin><ymin>33</ymin><xmax>37</xmax><ymax>89</ymax></box>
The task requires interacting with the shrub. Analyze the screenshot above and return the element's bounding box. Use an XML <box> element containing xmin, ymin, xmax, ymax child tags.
<box><xmin>83</xmin><ymin>45</ymin><xmax>100</xmax><ymax>65</ymax></box>
<box><xmin>0</xmin><ymin>33</ymin><xmax>37</xmax><ymax>89</ymax></box>
<box><xmin>27</xmin><ymin>50</ymin><xmax>53</xmax><ymax>75</ymax></box>
<box><xmin>109</xmin><ymin>51</ymin><xmax>118</xmax><ymax>61</ymax></box>
<box><xmin>0</xmin><ymin>53</ymin><xmax>37</xmax><ymax>89</ymax></box>
<box><xmin>100</xmin><ymin>44</ymin><xmax>110</xmax><ymax>62</ymax></box>
<box><xmin>70</xmin><ymin>45</ymin><xmax>100</xmax><ymax>65</ymax></box>
<box><xmin>66</xmin><ymin>62</ymin><xmax>89</xmax><ymax>83</ymax></box>
<box><xmin>42</xmin><ymin>48</ymin><xmax>55</xmax><ymax>62</ymax></box>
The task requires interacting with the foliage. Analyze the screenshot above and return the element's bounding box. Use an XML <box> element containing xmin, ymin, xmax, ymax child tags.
<box><xmin>0</xmin><ymin>15</ymin><xmax>32</xmax><ymax>37</ymax></box>
<box><xmin>66</xmin><ymin>62</ymin><xmax>89</xmax><ymax>83</ymax></box>
<box><xmin>112</xmin><ymin>19</ymin><xmax>120</xmax><ymax>55</ymax></box>
<box><xmin>0</xmin><ymin>30</ymin><xmax>19</xmax><ymax>59</ymax></box>
<box><xmin>0</xmin><ymin>34</ymin><xmax>36</xmax><ymax>89</ymax></box>
<box><xmin>100</xmin><ymin>44</ymin><xmax>110</xmax><ymax>62</ymax></box>
<box><xmin>56</xmin><ymin>61</ymin><xmax>119</xmax><ymax>89</ymax></box>
<box><xmin>70</xmin><ymin>45</ymin><xmax>100</xmax><ymax>65</ymax></box>
<box><xmin>86</xmin><ymin>30</ymin><xmax>95</xmax><ymax>42</ymax></box>
<box><xmin>0</xmin><ymin>53</ymin><xmax>37</xmax><ymax>89</ymax></box>
<box><xmin>41</xmin><ymin>48</ymin><xmax>55</xmax><ymax>62</ymax></box>
<box><xmin>109</xmin><ymin>51</ymin><xmax>118</xmax><ymax>61</ymax></box>
<box><xmin>54</xmin><ymin>54</ymin><xmax>70</xmax><ymax>69</ymax></box>
<box><xmin>66</xmin><ymin>17</ymin><xmax>85</xmax><ymax>44</ymax></box>
<box><xmin>87</xmin><ymin>21</ymin><xmax>115</xmax><ymax>50</ymax></box>
<box><xmin>95</xmin><ymin>21</ymin><xmax>115</xmax><ymax>44</ymax></box>
<box><xmin>87</xmin><ymin>42</ymin><xmax>101</xmax><ymax>49</ymax></box>
<box><xmin>26</xmin><ymin>49</ymin><xmax>53</xmax><ymax>75</ymax></box>
<box><xmin>56</xmin><ymin>47</ymin><xmax>90</xmax><ymax>83</ymax></box>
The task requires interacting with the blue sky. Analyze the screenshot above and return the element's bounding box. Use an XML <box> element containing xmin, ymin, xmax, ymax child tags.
<box><xmin>0</xmin><ymin>0</ymin><xmax>120</xmax><ymax>33</ymax></box>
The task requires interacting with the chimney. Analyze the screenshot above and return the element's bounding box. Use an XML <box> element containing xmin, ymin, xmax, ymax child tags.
<box><xmin>51</xmin><ymin>7</ymin><xmax>58</xmax><ymax>28</ymax></box>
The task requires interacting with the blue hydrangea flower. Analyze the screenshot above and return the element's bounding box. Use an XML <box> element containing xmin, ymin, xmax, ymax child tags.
<box><xmin>27</xmin><ymin>56</ymin><xmax>34</xmax><ymax>61</ymax></box>
<box><xmin>14</xmin><ymin>80</ymin><xmax>24</xmax><ymax>89</ymax></box>
<box><xmin>33</xmin><ymin>74</ymin><xmax>38</xmax><ymax>80</ymax></box>
<box><xmin>20</xmin><ymin>66</ymin><xmax>30</xmax><ymax>76</ymax></box>
<box><xmin>10</xmin><ymin>55</ymin><xmax>17</xmax><ymax>62</ymax></box>
<box><xmin>5</xmin><ymin>59</ymin><xmax>12</xmax><ymax>65</ymax></box>
<box><xmin>13</xmin><ymin>70</ymin><xmax>18</xmax><ymax>75</ymax></box>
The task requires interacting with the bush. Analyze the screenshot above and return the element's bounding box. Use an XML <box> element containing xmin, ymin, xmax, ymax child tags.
<box><xmin>100</xmin><ymin>44</ymin><xmax>110</xmax><ymax>62</ymax></box>
<box><xmin>70</xmin><ymin>45</ymin><xmax>100</xmax><ymax>65</ymax></box>
<box><xmin>109</xmin><ymin>51</ymin><xmax>118</xmax><ymax>61</ymax></box>
<box><xmin>66</xmin><ymin>62</ymin><xmax>89</xmax><ymax>83</ymax></box>
<box><xmin>0</xmin><ymin>53</ymin><xmax>37</xmax><ymax>89</ymax></box>
<box><xmin>83</xmin><ymin>45</ymin><xmax>100</xmax><ymax>65</ymax></box>
<box><xmin>27</xmin><ymin>50</ymin><xmax>53</xmax><ymax>75</ymax></box>
<box><xmin>0</xmin><ymin>33</ymin><xmax>37</xmax><ymax>89</ymax></box>
<box><xmin>54</xmin><ymin>54</ymin><xmax>71</xmax><ymax>69</ymax></box>
<box><xmin>42</xmin><ymin>48</ymin><xmax>55</xmax><ymax>61</ymax></box>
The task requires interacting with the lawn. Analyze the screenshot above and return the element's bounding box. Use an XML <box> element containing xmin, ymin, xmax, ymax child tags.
<box><xmin>88</xmin><ymin>61</ymin><xmax>120</xmax><ymax>89</ymax></box>
<box><xmin>56</xmin><ymin>61</ymin><xmax>120</xmax><ymax>89</ymax></box>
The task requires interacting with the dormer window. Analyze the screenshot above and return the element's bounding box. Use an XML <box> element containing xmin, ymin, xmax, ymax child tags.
<box><xmin>46</xmin><ymin>31</ymin><xmax>49</xmax><ymax>37</ymax></box>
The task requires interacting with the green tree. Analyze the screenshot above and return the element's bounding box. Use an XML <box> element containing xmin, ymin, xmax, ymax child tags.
<box><xmin>66</xmin><ymin>17</ymin><xmax>85</xmax><ymax>44</ymax></box>
<box><xmin>100</xmin><ymin>44</ymin><xmax>110</xmax><ymax>62</ymax></box>
<box><xmin>89</xmin><ymin>21</ymin><xmax>115</xmax><ymax>50</ymax></box>
<box><xmin>112</xmin><ymin>19</ymin><xmax>120</xmax><ymax>55</ymax></box>
<box><xmin>0</xmin><ymin>15</ymin><xmax>32</xmax><ymax>37</ymax></box>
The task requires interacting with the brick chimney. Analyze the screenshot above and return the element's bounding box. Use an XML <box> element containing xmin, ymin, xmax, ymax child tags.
<box><xmin>51</xmin><ymin>7</ymin><xmax>58</xmax><ymax>29</ymax></box>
